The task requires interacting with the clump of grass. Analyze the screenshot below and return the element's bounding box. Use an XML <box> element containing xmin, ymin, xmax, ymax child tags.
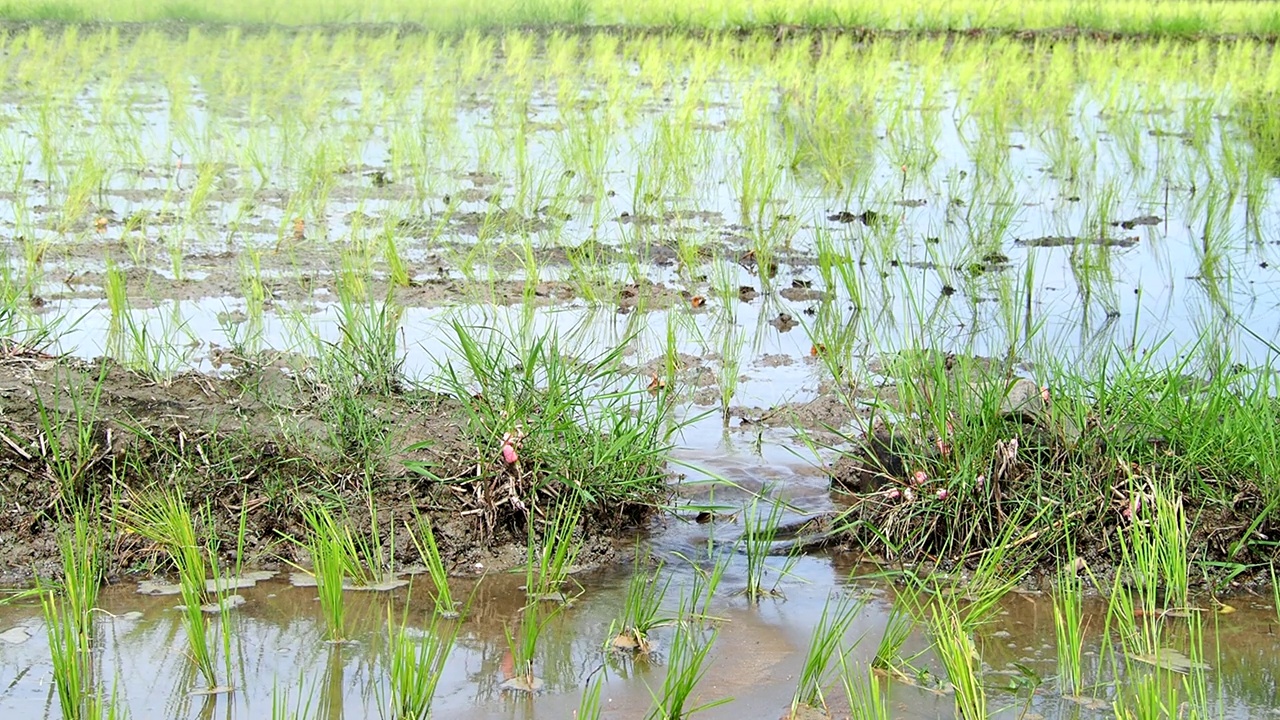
<box><xmin>419</xmin><ymin>322</ymin><xmax>672</xmax><ymax>533</ymax></box>
<box><xmin>33</xmin><ymin>365</ymin><xmax>107</xmax><ymax>508</ymax></box>
<box><xmin>333</xmin><ymin>287</ymin><xmax>404</xmax><ymax>396</ymax></box>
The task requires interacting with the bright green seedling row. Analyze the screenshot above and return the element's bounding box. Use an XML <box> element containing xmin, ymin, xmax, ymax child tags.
<box><xmin>2</xmin><ymin>0</ymin><xmax>1280</xmax><ymax>37</ymax></box>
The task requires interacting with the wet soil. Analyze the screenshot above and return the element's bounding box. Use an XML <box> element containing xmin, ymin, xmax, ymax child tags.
<box><xmin>0</xmin><ymin>348</ymin><xmax>637</xmax><ymax>583</ymax></box>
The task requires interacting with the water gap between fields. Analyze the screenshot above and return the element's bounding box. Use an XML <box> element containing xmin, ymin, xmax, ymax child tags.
<box><xmin>1</xmin><ymin>442</ymin><xmax>1278</xmax><ymax>719</ymax></box>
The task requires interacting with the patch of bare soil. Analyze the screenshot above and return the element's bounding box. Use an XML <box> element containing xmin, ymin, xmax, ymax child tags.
<box><xmin>0</xmin><ymin>348</ymin><xmax>644</xmax><ymax>584</ymax></box>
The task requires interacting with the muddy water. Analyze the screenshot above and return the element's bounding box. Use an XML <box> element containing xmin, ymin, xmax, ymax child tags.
<box><xmin>3</xmin><ymin>450</ymin><xmax>1279</xmax><ymax>719</ymax></box>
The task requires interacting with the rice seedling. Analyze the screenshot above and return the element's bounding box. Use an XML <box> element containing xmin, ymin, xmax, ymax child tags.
<box><xmin>406</xmin><ymin>516</ymin><xmax>458</xmax><ymax>618</ymax></box>
<box><xmin>526</xmin><ymin>500</ymin><xmax>583</xmax><ymax>602</ymax></box>
<box><xmin>838</xmin><ymin>653</ymin><xmax>891</xmax><ymax>720</ymax></box>
<box><xmin>673</xmin><ymin>549</ymin><xmax>728</xmax><ymax>622</ymax></box>
<box><xmin>1118</xmin><ymin>474</ymin><xmax>1191</xmax><ymax>615</ymax></box>
<box><xmin>740</xmin><ymin>495</ymin><xmax>797</xmax><ymax>602</ymax></box>
<box><xmin>576</xmin><ymin>669</ymin><xmax>606</xmax><ymax>720</ymax></box>
<box><xmin>122</xmin><ymin>492</ymin><xmax>221</xmax><ymax>689</ymax></box>
<box><xmin>501</xmin><ymin>600</ymin><xmax>557</xmax><ymax>694</ymax></box>
<box><xmin>299</xmin><ymin>502</ymin><xmax>382</xmax><ymax>642</ymax></box>
<box><xmin>610</xmin><ymin>548</ymin><xmax>672</xmax><ymax>654</ymax></box>
<box><xmin>1053</xmin><ymin>560</ymin><xmax>1088</xmax><ymax>696</ymax></box>
<box><xmin>709</xmin><ymin>309</ymin><xmax>747</xmax><ymax>430</ymax></box>
<box><xmin>272</xmin><ymin>674</ymin><xmax>318</xmax><ymax>720</ymax></box>
<box><xmin>790</xmin><ymin>592</ymin><xmax>865</xmax><ymax>716</ymax></box>
<box><xmin>383</xmin><ymin>609</ymin><xmax>456</xmax><ymax>719</ymax></box>
<box><xmin>927</xmin><ymin>604</ymin><xmax>985</xmax><ymax>720</ymax></box>
<box><xmin>871</xmin><ymin>599</ymin><xmax>919</xmax><ymax>681</ymax></box>
<box><xmin>41</xmin><ymin>512</ymin><xmax>106</xmax><ymax>720</ymax></box>
<box><xmin>643</xmin><ymin>599</ymin><xmax>729</xmax><ymax>719</ymax></box>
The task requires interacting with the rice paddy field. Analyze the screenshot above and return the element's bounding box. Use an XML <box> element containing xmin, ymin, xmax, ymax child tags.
<box><xmin>1</xmin><ymin>1</ymin><xmax>1280</xmax><ymax>718</ymax></box>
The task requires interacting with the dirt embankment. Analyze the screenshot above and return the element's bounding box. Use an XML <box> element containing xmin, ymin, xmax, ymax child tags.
<box><xmin>825</xmin><ymin>405</ymin><xmax>1277</xmax><ymax>589</ymax></box>
<box><xmin>0</xmin><ymin>346</ymin><xmax>641</xmax><ymax>584</ymax></box>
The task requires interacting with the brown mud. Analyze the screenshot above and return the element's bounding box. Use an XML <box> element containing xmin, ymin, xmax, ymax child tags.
<box><xmin>0</xmin><ymin>347</ymin><xmax>636</xmax><ymax>584</ymax></box>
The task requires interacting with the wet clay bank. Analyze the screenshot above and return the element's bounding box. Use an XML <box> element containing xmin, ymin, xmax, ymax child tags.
<box><xmin>0</xmin><ymin>346</ymin><xmax>660</xmax><ymax>582</ymax></box>
<box><xmin>0</xmin><ymin>338</ymin><xmax>1275</xmax><ymax>595</ymax></box>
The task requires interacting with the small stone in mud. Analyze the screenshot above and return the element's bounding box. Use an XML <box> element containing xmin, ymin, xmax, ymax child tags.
<box><xmin>1015</xmin><ymin>235</ymin><xmax>1138</xmax><ymax>249</ymax></box>
<box><xmin>779</xmin><ymin>286</ymin><xmax>825</xmax><ymax>302</ymax></box>
<box><xmin>1114</xmin><ymin>214</ymin><xmax>1161</xmax><ymax>229</ymax></box>
<box><xmin>500</xmin><ymin>676</ymin><xmax>544</xmax><ymax>693</ymax></box>
<box><xmin>288</xmin><ymin>572</ymin><xmax>408</xmax><ymax>592</ymax></box>
<box><xmin>0</xmin><ymin>627</ymin><xmax>30</xmax><ymax>644</ymax></box>
<box><xmin>182</xmin><ymin>594</ymin><xmax>246</xmax><ymax>614</ymax></box>
<box><xmin>827</xmin><ymin>209</ymin><xmax>882</xmax><ymax>226</ymax></box>
<box><xmin>611</xmin><ymin>633</ymin><xmax>640</xmax><ymax>651</ymax></box>
<box><xmin>769</xmin><ymin>313</ymin><xmax>797</xmax><ymax>332</ymax></box>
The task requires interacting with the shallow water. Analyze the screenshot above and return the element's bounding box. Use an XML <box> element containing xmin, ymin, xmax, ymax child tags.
<box><xmin>0</xmin><ymin>36</ymin><xmax>1275</xmax><ymax>379</ymax></box>
<box><xmin>3</xmin><ymin>445</ymin><xmax>1279</xmax><ymax>720</ymax></box>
